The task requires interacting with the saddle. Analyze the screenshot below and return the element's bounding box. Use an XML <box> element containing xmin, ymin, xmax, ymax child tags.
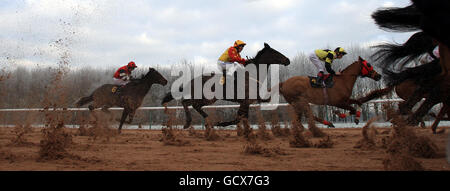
<box><xmin>309</xmin><ymin>74</ymin><xmax>334</xmax><ymax>88</ymax></box>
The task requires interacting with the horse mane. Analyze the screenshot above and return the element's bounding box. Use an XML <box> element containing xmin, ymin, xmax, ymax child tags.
<box><xmin>383</xmin><ymin>59</ymin><xmax>441</xmax><ymax>87</ymax></box>
<box><xmin>371</xmin><ymin>32</ymin><xmax>435</xmax><ymax>72</ymax></box>
<box><xmin>250</xmin><ymin>47</ymin><xmax>267</xmax><ymax>64</ymax></box>
<box><xmin>371</xmin><ymin>4</ymin><xmax>421</xmax><ymax>32</ymax></box>
<box><xmin>341</xmin><ymin>60</ymin><xmax>360</xmax><ymax>74</ymax></box>
<box><xmin>128</xmin><ymin>71</ymin><xmax>152</xmax><ymax>85</ymax></box>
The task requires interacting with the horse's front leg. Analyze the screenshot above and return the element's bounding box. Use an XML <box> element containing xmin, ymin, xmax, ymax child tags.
<box><xmin>333</xmin><ymin>104</ymin><xmax>360</xmax><ymax>125</ymax></box>
<box><xmin>313</xmin><ymin>116</ymin><xmax>335</xmax><ymax>128</ymax></box>
<box><xmin>118</xmin><ymin>109</ymin><xmax>129</xmax><ymax>134</ymax></box>
<box><xmin>126</xmin><ymin>109</ymin><xmax>136</xmax><ymax>124</ymax></box>
<box><xmin>348</xmin><ymin>99</ymin><xmax>363</xmax><ymax>106</ymax></box>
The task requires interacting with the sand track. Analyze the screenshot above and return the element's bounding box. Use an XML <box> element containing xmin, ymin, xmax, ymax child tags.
<box><xmin>0</xmin><ymin>126</ymin><xmax>448</xmax><ymax>171</ymax></box>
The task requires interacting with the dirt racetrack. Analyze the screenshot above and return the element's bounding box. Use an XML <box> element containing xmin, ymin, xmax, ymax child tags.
<box><xmin>0</xmin><ymin>126</ymin><xmax>449</xmax><ymax>171</ymax></box>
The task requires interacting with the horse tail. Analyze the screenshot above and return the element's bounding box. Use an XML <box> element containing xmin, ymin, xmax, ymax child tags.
<box><xmin>357</xmin><ymin>86</ymin><xmax>394</xmax><ymax>104</ymax></box>
<box><xmin>412</xmin><ymin>0</ymin><xmax>450</xmax><ymax>47</ymax></box>
<box><xmin>161</xmin><ymin>92</ymin><xmax>174</xmax><ymax>105</ymax></box>
<box><xmin>372</xmin><ymin>32</ymin><xmax>436</xmax><ymax>72</ymax></box>
<box><xmin>371</xmin><ymin>5</ymin><xmax>421</xmax><ymax>32</ymax></box>
<box><xmin>75</xmin><ymin>94</ymin><xmax>93</xmax><ymax>107</ymax></box>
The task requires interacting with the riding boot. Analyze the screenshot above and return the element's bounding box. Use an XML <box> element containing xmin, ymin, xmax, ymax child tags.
<box><xmin>317</xmin><ymin>72</ymin><xmax>325</xmax><ymax>87</ymax></box>
<box><xmin>116</xmin><ymin>85</ymin><xmax>125</xmax><ymax>96</ymax></box>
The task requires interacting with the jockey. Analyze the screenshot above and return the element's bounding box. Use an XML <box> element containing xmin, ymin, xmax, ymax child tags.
<box><xmin>309</xmin><ymin>47</ymin><xmax>347</xmax><ymax>85</ymax></box>
<box><xmin>113</xmin><ymin>61</ymin><xmax>137</xmax><ymax>87</ymax></box>
<box><xmin>217</xmin><ymin>40</ymin><xmax>247</xmax><ymax>84</ymax></box>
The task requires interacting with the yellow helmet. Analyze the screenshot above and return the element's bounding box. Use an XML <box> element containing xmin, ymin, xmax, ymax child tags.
<box><xmin>335</xmin><ymin>47</ymin><xmax>347</xmax><ymax>55</ymax></box>
<box><xmin>234</xmin><ymin>40</ymin><xmax>246</xmax><ymax>47</ymax></box>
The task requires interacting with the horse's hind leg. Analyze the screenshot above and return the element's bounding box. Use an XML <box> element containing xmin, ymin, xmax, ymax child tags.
<box><xmin>215</xmin><ymin>103</ymin><xmax>249</xmax><ymax>127</ymax></box>
<box><xmin>182</xmin><ymin>102</ymin><xmax>193</xmax><ymax>129</ymax></box>
<box><xmin>193</xmin><ymin>103</ymin><xmax>212</xmax><ymax>127</ymax></box>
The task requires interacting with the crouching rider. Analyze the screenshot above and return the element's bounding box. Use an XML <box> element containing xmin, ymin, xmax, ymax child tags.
<box><xmin>113</xmin><ymin>61</ymin><xmax>137</xmax><ymax>94</ymax></box>
<box><xmin>309</xmin><ymin>47</ymin><xmax>347</xmax><ymax>87</ymax></box>
<box><xmin>217</xmin><ymin>40</ymin><xmax>248</xmax><ymax>85</ymax></box>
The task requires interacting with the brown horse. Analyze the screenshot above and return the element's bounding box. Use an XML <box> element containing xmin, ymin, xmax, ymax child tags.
<box><xmin>371</xmin><ymin>1</ymin><xmax>450</xmax><ymax>129</ymax></box>
<box><xmin>279</xmin><ymin>57</ymin><xmax>381</xmax><ymax>127</ymax></box>
<box><xmin>355</xmin><ymin>79</ymin><xmax>447</xmax><ymax>134</ymax></box>
<box><xmin>76</xmin><ymin>67</ymin><xmax>168</xmax><ymax>133</ymax></box>
<box><xmin>161</xmin><ymin>43</ymin><xmax>290</xmax><ymax>129</ymax></box>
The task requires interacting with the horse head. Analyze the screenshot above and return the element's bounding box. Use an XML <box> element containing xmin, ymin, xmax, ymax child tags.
<box><xmin>247</xmin><ymin>43</ymin><xmax>290</xmax><ymax>66</ymax></box>
<box><xmin>143</xmin><ymin>67</ymin><xmax>168</xmax><ymax>86</ymax></box>
<box><xmin>358</xmin><ymin>56</ymin><xmax>382</xmax><ymax>81</ymax></box>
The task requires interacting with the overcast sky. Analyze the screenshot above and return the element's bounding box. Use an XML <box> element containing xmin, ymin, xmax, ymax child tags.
<box><xmin>0</xmin><ymin>0</ymin><xmax>413</xmax><ymax>69</ymax></box>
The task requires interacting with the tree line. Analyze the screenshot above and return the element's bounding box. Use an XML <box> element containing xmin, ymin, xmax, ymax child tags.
<box><xmin>0</xmin><ymin>45</ymin><xmax>407</xmax><ymax>127</ymax></box>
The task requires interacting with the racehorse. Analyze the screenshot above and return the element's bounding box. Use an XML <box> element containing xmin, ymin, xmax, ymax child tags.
<box><xmin>161</xmin><ymin>43</ymin><xmax>290</xmax><ymax>129</ymax></box>
<box><xmin>352</xmin><ymin>31</ymin><xmax>446</xmax><ymax>133</ymax></box>
<box><xmin>76</xmin><ymin>67</ymin><xmax>168</xmax><ymax>133</ymax></box>
<box><xmin>279</xmin><ymin>57</ymin><xmax>381</xmax><ymax>127</ymax></box>
<box><xmin>371</xmin><ymin>0</ymin><xmax>450</xmax><ymax>128</ymax></box>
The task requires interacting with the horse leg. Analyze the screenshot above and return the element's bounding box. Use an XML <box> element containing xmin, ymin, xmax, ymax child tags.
<box><xmin>406</xmin><ymin>97</ymin><xmax>440</xmax><ymax>126</ymax></box>
<box><xmin>118</xmin><ymin>109</ymin><xmax>129</xmax><ymax>134</ymax></box>
<box><xmin>193</xmin><ymin>103</ymin><xmax>214</xmax><ymax>128</ymax></box>
<box><xmin>333</xmin><ymin>105</ymin><xmax>359</xmax><ymax>125</ymax></box>
<box><xmin>182</xmin><ymin>101</ymin><xmax>193</xmax><ymax>129</ymax></box>
<box><xmin>348</xmin><ymin>99</ymin><xmax>363</xmax><ymax>106</ymax></box>
<box><xmin>215</xmin><ymin>103</ymin><xmax>249</xmax><ymax>127</ymax></box>
<box><xmin>398</xmin><ymin>88</ymin><xmax>425</xmax><ymax>115</ymax></box>
<box><xmin>314</xmin><ymin>116</ymin><xmax>335</xmax><ymax>128</ymax></box>
<box><xmin>126</xmin><ymin>109</ymin><xmax>136</xmax><ymax>124</ymax></box>
<box><xmin>431</xmin><ymin>105</ymin><xmax>446</xmax><ymax>134</ymax></box>
<box><xmin>406</xmin><ymin>87</ymin><xmax>441</xmax><ymax>126</ymax></box>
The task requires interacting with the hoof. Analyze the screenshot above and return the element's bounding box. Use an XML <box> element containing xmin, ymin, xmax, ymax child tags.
<box><xmin>328</xmin><ymin>123</ymin><xmax>335</xmax><ymax>128</ymax></box>
<box><xmin>354</xmin><ymin>119</ymin><xmax>359</xmax><ymax>125</ymax></box>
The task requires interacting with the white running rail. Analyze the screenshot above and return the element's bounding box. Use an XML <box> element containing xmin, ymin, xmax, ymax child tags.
<box><xmin>0</xmin><ymin>99</ymin><xmax>404</xmax><ymax>112</ymax></box>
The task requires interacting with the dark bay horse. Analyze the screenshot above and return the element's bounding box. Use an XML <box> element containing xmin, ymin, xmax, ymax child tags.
<box><xmin>371</xmin><ymin>0</ymin><xmax>450</xmax><ymax>128</ymax></box>
<box><xmin>161</xmin><ymin>43</ymin><xmax>290</xmax><ymax>129</ymax></box>
<box><xmin>279</xmin><ymin>57</ymin><xmax>381</xmax><ymax>127</ymax></box>
<box><xmin>76</xmin><ymin>67</ymin><xmax>168</xmax><ymax>133</ymax></box>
